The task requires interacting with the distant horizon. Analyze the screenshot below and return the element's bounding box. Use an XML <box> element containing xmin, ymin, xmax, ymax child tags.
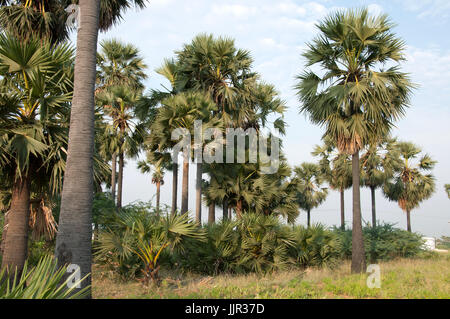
<box><xmin>78</xmin><ymin>0</ymin><xmax>449</xmax><ymax>238</ymax></box>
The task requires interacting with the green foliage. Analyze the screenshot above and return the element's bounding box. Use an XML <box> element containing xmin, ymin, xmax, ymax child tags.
<box><xmin>0</xmin><ymin>255</ymin><xmax>89</xmax><ymax>299</ymax></box>
<box><xmin>94</xmin><ymin>202</ymin><xmax>205</xmax><ymax>279</ymax></box>
<box><xmin>333</xmin><ymin>223</ymin><xmax>424</xmax><ymax>262</ymax></box>
<box><xmin>290</xmin><ymin>224</ymin><xmax>342</xmax><ymax>268</ymax></box>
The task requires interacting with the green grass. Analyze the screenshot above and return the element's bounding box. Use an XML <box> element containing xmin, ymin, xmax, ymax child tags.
<box><xmin>92</xmin><ymin>252</ymin><xmax>450</xmax><ymax>299</ymax></box>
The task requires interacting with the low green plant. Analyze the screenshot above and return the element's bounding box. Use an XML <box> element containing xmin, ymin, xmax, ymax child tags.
<box><xmin>0</xmin><ymin>255</ymin><xmax>89</xmax><ymax>299</ymax></box>
<box><xmin>333</xmin><ymin>223</ymin><xmax>424</xmax><ymax>262</ymax></box>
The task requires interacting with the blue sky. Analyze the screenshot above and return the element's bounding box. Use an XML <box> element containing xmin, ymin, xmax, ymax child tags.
<box><xmin>90</xmin><ymin>0</ymin><xmax>450</xmax><ymax>237</ymax></box>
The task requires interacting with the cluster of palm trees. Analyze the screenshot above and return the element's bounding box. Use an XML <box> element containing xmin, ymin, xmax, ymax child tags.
<box><xmin>0</xmin><ymin>2</ymin><xmax>444</xmax><ymax>298</ymax></box>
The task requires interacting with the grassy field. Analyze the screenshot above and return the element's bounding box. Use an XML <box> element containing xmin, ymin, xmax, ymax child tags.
<box><xmin>92</xmin><ymin>252</ymin><xmax>450</xmax><ymax>299</ymax></box>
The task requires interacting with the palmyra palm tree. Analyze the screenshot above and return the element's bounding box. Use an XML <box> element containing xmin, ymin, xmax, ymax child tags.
<box><xmin>360</xmin><ymin>137</ymin><xmax>401</xmax><ymax>227</ymax></box>
<box><xmin>137</xmin><ymin>155</ymin><xmax>166</xmax><ymax>214</ymax></box>
<box><xmin>295</xmin><ymin>8</ymin><xmax>414</xmax><ymax>273</ymax></box>
<box><xmin>0</xmin><ymin>34</ymin><xmax>74</xmax><ymax>275</ymax></box>
<box><xmin>312</xmin><ymin>137</ymin><xmax>352</xmax><ymax>229</ymax></box>
<box><xmin>292</xmin><ymin>163</ymin><xmax>328</xmax><ymax>228</ymax></box>
<box><xmin>383</xmin><ymin>142</ymin><xmax>436</xmax><ymax>232</ymax></box>
<box><xmin>55</xmin><ymin>0</ymin><xmax>148</xmax><ymax>297</ymax></box>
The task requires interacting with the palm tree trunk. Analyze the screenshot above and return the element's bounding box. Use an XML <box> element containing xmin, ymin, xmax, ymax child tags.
<box><xmin>228</xmin><ymin>207</ymin><xmax>232</xmax><ymax>220</ymax></box>
<box><xmin>54</xmin><ymin>0</ymin><xmax>100</xmax><ymax>298</ymax></box>
<box><xmin>1</xmin><ymin>173</ymin><xmax>31</xmax><ymax>276</ymax></box>
<box><xmin>340</xmin><ymin>189</ymin><xmax>345</xmax><ymax>230</ymax></box>
<box><xmin>195</xmin><ymin>162</ymin><xmax>202</xmax><ymax>224</ymax></box>
<box><xmin>208</xmin><ymin>201</ymin><xmax>215</xmax><ymax>224</ymax></box>
<box><xmin>181</xmin><ymin>157</ymin><xmax>189</xmax><ymax>214</ymax></box>
<box><xmin>307</xmin><ymin>209</ymin><xmax>311</xmax><ymax>228</ymax></box>
<box><xmin>156</xmin><ymin>181</ymin><xmax>161</xmax><ymax>215</ymax></box>
<box><xmin>351</xmin><ymin>151</ymin><xmax>366</xmax><ymax>274</ymax></box>
<box><xmin>371</xmin><ymin>186</ymin><xmax>376</xmax><ymax>228</ymax></box>
<box><xmin>171</xmin><ymin>162</ymin><xmax>178</xmax><ymax>216</ymax></box>
<box><xmin>236</xmin><ymin>200</ymin><xmax>243</xmax><ymax>219</ymax></box>
<box><xmin>111</xmin><ymin>152</ymin><xmax>117</xmax><ymax>202</ymax></box>
<box><xmin>222</xmin><ymin>198</ymin><xmax>228</xmax><ymax>221</ymax></box>
<box><xmin>117</xmin><ymin>151</ymin><xmax>124</xmax><ymax>209</ymax></box>
<box><xmin>406</xmin><ymin>210</ymin><xmax>411</xmax><ymax>232</ymax></box>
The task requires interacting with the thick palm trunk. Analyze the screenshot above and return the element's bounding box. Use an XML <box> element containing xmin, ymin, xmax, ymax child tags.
<box><xmin>307</xmin><ymin>209</ymin><xmax>311</xmax><ymax>228</ymax></box>
<box><xmin>340</xmin><ymin>189</ymin><xmax>345</xmax><ymax>230</ymax></box>
<box><xmin>195</xmin><ymin>162</ymin><xmax>202</xmax><ymax>224</ymax></box>
<box><xmin>181</xmin><ymin>158</ymin><xmax>189</xmax><ymax>214</ymax></box>
<box><xmin>156</xmin><ymin>181</ymin><xmax>161</xmax><ymax>214</ymax></box>
<box><xmin>111</xmin><ymin>152</ymin><xmax>117</xmax><ymax>201</ymax></box>
<box><xmin>1</xmin><ymin>173</ymin><xmax>31</xmax><ymax>276</ymax></box>
<box><xmin>351</xmin><ymin>151</ymin><xmax>366</xmax><ymax>274</ymax></box>
<box><xmin>208</xmin><ymin>201</ymin><xmax>215</xmax><ymax>224</ymax></box>
<box><xmin>54</xmin><ymin>0</ymin><xmax>100</xmax><ymax>298</ymax></box>
<box><xmin>222</xmin><ymin>198</ymin><xmax>228</xmax><ymax>221</ymax></box>
<box><xmin>171</xmin><ymin>162</ymin><xmax>178</xmax><ymax>216</ymax></box>
<box><xmin>117</xmin><ymin>151</ymin><xmax>124</xmax><ymax>209</ymax></box>
<box><xmin>406</xmin><ymin>210</ymin><xmax>411</xmax><ymax>232</ymax></box>
<box><xmin>370</xmin><ymin>186</ymin><xmax>376</xmax><ymax>228</ymax></box>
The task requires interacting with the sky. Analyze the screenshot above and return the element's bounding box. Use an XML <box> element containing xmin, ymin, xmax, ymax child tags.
<box><xmin>87</xmin><ymin>0</ymin><xmax>450</xmax><ymax>237</ymax></box>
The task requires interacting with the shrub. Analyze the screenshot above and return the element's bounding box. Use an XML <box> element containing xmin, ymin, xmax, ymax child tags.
<box><xmin>333</xmin><ymin>223</ymin><xmax>424</xmax><ymax>262</ymax></box>
<box><xmin>289</xmin><ymin>224</ymin><xmax>342</xmax><ymax>268</ymax></box>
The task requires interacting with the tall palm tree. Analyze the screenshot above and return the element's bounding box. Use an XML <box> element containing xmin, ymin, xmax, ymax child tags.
<box><xmin>0</xmin><ymin>34</ymin><xmax>74</xmax><ymax>275</ymax></box>
<box><xmin>295</xmin><ymin>9</ymin><xmax>414</xmax><ymax>273</ymax></box>
<box><xmin>312</xmin><ymin>137</ymin><xmax>352</xmax><ymax>229</ymax></box>
<box><xmin>383</xmin><ymin>142</ymin><xmax>436</xmax><ymax>232</ymax></box>
<box><xmin>360</xmin><ymin>137</ymin><xmax>401</xmax><ymax>227</ymax></box>
<box><xmin>292</xmin><ymin>163</ymin><xmax>328</xmax><ymax>227</ymax></box>
<box><xmin>137</xmin><ymin>155</ymin><xmax>165</xmax><ymax>214</ymax></box>
<box><xmin>55</xmin><ymin>0</ymin><xmax>148</xmax><ymax>297</ymax></box>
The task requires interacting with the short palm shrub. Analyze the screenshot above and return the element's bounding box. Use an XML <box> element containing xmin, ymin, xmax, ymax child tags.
<box><xmin>289</xmin><ymin>224</ymin><xmax>342</xmax><ymax>268</ymax></box>
<box><xmin>94</xmin><ymin>203</ymin><xmax>205</xmax><ymax>281</ymax></box>
<box><xmin>0</xmin><ymin>255</ymin><xmax>89</xmax><ymax>299</ymax></box>
<box><xmin>333</xmin><ymin>223</ymin><xmax>424</xmax><ymax>262</ymax></box>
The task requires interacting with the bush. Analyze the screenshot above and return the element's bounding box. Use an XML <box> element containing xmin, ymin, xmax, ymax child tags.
<box><xmin>333</xmin><ymin>223</ymin><xmax>424</xmax><ymax>262</ymax></box>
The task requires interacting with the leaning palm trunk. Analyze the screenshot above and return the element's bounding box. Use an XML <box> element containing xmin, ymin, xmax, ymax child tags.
<box><xmin>1</xmin><ymin>173</ymin><xmax>31</xmax><ymax>276</ymax></box>
<box><xmin>181</xmin><ymin>157</ymin><xmax>189</xmax><ymax>214</ymax></box>
<box><xmin>195</xmin><ymin>162</ymin><xmax>202</xmax><ymax>224</ymax></box>
<box><xmin>111</xmin><ymin>152</ymin><xmax>117</xmax><ymax>201</ymax></box>
<box><xmin>370</xmin><ymin>186</ymin><xmax>376</xmax><ymax>228</ymax></box>
<box><xmin>55</xmin><ymin>0</ymin><xmax>101</xmax><ymax>298</ymax></box>
<box><xmin>208</xmin><ymin>201</ymin><xmax>215</xmax><ymax>224</ymax></box>
<box><xmin>340</xmin><ymin>189</ymin><xmax>345</xmax><ymax>230</ymax></box>
<box><xmin>171</xmin><ymin>161</ymin><xmax>178</xmax><ymax>216</ymax></box>
<box><xmin>351</xmin><ymin>152</ymin><xmax>366</xmax><ymax>274</ymax></box>
<box><xmin>117</xmin><ymin>151</ymin><xmax>124</xmax><ymax>209</ymax></box>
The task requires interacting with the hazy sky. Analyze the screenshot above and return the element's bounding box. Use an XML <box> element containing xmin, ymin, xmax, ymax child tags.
<box><xmin>87</xmin><ymin>0</ymin><xmax>450</xmax><ymax>237</ymax></box>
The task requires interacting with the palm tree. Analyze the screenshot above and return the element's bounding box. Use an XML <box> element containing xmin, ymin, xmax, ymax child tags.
<box><xmin>0</xmin><ymin>34</ymin><xmax>74</xmax><ymax>275</ymax></box>
<box><xmin>55</xmin><ymin>0</ymin><xmax>148</xmax><ymax>297</ymax></box>
<box><xmin>360</xmin><ymin>137</ymin><xmax>401</xmax><ymax>227</ymax></box>
<box><xmin>292</xmin><ymin>163</ymin><xmax>328</xmax><ymax>227</ymax></box>
<box><xmin>295</xmin><ymin>9</ymin><xmax>414</xmax><ymax>273</ymax></box>
<box><xmin>383</xmin><ymin>142</ymin><xmax>436</xmax><ymax>232</ymax></box>
<box><xmin>312</xmin><ymin>137</ymin><xmax>352</xmax><ymax>229</ymax></box>
<box><xmin>446</xmin><ymin>185</ymin><xmax>450</xmax><ymax>199</ymax></box>
<box><xmin>137</xmin><ymin>155</ymin><xmax>165</xmax><ymax>214</ymax></box>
